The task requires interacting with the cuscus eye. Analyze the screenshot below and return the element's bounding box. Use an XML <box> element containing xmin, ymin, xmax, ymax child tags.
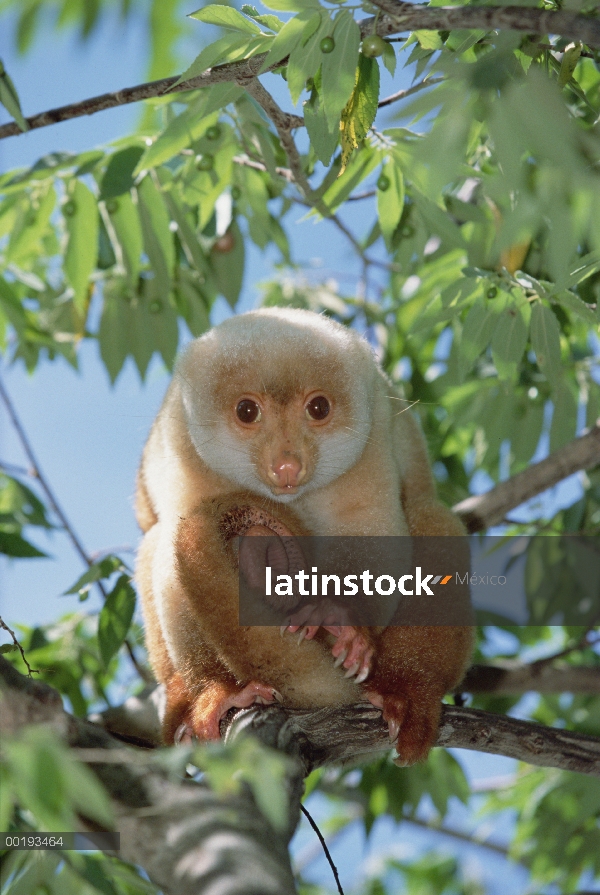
<box><xmin>306</xmin><ymin>396</ymin><xmax>330</xmax><ymax>421</ymax></box>
<box><xmin>236</xmin><ymin>399</ymin><xmax>262</xmax><ymax>423</ymax></box>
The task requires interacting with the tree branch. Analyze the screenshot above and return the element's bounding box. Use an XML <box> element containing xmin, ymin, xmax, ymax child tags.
<box><xmin>454</xmin><ymin>420</ymin><xmax>600</xmax><ymax>533</ymax></box>
<box><xmin>224</xmin><ymin>701</ymin><xmax>600</xmax><ymax>776</ymax></box>
<box><xmin>463</xmin><ymin>661</ymin><xmax>600</xmax><ymax>696</ymax></box>
<box><xmin>2</xmin><ymin>4</ymin><xmax>599</xmax><ymax>142</ymax></box>
<box><xmin>378</xmin><ymin>75</ymin><xmax>445</xmax><ymax>109</ymax></box>
<box><xmin>371</xmin><ymin>1</ymin><xmax>600</xmax><ymax>49</ymax></box>
<box><xmin>94</xmin><ymin>663</ymin><xmax>600</xmax><ymax>750</ymax></box>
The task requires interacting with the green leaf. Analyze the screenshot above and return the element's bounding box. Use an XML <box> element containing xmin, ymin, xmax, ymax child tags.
<box><xmin>100</xmin><ymin>146</ymin><xmax>144</xmax><ymax>199</ymax></box>
<box><xmin>190</xmin><ymin>5</ymin><xmax>262</xmax><ymax>34</ymax></box>
<box><xmin>412</xmin><ymin>191</ymin><xmax>465</xmax><ymax>251</ymax></box>
<box><xmin>259</xmin><ymin>10</ymin><xmax>312</xmax><ymax>71</ymax></box>
<box><xmin>381</xmin><ymin>40</ymin><xmax>397</xmax><ymax>76</ymax></box>
<box><xmin>550</xmin><ymin>382</ymin><xmax>578</xmax><ymax>452</ymax></box>
<box><xmin>99</xmin><ymin>277</ymin><xmax>179</xmax><ymax>382</ymax></box>
<box><xmin>530</xmin><ymin>302</ymin><xmax>562</xmax><ymax>389</ymax></box>
<box><xmin>7</xmin><ymin>184</ymin><xmax>56</xmax><ymax>265</ymax></box>
<box><xmin>304</xmin><ymin>88</ymin><xmax>339</xmax><ymax>166</ymax></box>
<box><xmin>175</xmin><ymin>33</ymin><xmax>257</xmax><ymax>86</ymax></box>
<box><xmin>210</xmin><ymin>221</ymin><xmax>245</xmax><ymax>307</ymax></box>
<box><xmin>377</xmin><ymin>159</ymin><xmax>404</xmax><ymax>250</ymax></box>
<box><xmin>104</xmin><ymin>191</ymin><xmax>143</xmax><ymax>283</ymax></box>
<box><xmin>511</xmin><ymin>400</ymin><xmax>545</xmax><ymax>468</ymax></box>
<box><xmin>0</xmin><ymin>530</ymin><xmax>47</xmax><ymax>558</ymax></box>
<box><xmin>64</xmin><ymin>180</ymin><xmax>98</xmax><ymax>311</ymax></box>
<box><xmin>459</xmin><ymin>299</ymin><xmax>499</xmax><ymax>379</ymax></box>
<box><xmin>64</xmin><ymin>555</ymin><xmax>124</xmax><ymax>595</ymax></box>
<box><xmin>491</xmin><ymin>296</ymin><xmax>531</xmax><ymax>379</ymax></box>
<box><xmin>319</xmin><ymin>144</ymin><xmax>379</xmax><ymax>214</ymax></box>
<box><xmin>321</xmin><ymin>10</ymin><xmax>361</xmax><ymax>129</ymax></box>
<box><xmin>553</xmin><ymin>290</ymin><xmax>597</xmax><ymax>326</ymax></box>
<box><xmin>340</xmin><ymin>55</ymin><xmax>380</xmax><ymax>171</ymax></box>
<box><xmin>97</xmin><ymin>574</ymin><xmax>136</xmax><ymax>667</ymax></box>
<box><xmin>414</xmin><ymin>30</ymin><xmax>443</xmax><ymax>50</ymax></box>
<box><xmin>136</xmin><ymin>175</ymin><xmax>175</xmax><ymax>296</ymax></box>
<box><xmin>260</xmin><ymin>0</ymin><xmax>320</xmax><ymax>10</ymax></box>
<box><xmin>558</xmin><ymin>41</ymin><xmax>582</xmax><ymax>88</ymax></box>
<box><xmin>0</xmin><ymin>58</ymin><xmax>29</xmax><ymax>131</ymax></box>
<box><xmin>251</xmin><ymin>13</ymin><xmax>284</xmax><ymax>33</ymax></box>
<box><xmin>305</xmin><ymin>113</ymin><xmax>338</xmax><ymax>168</ymax></box>
<box><xmin>287</xmin><ymin>13</ymin><xmax>331</xmax><ymax>105</ymax></box>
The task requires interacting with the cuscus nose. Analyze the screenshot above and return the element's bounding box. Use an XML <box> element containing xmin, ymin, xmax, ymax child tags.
<box><xmin>270</xmin><ymin>455</ymin><xmax>303</xmax><ymax>489</ymax></box>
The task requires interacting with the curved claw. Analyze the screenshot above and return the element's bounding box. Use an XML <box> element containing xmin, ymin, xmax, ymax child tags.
<box><xmin>388</xmin><ymin>718</ymin><xmax>400</xmax><ymax>744</ymax></box>
<box><xmin>280</xmin><ymin>625</ymin><xmax>288</xmax><ymax>637</ymax></box>
<box><xmin>344</xmin><ymin>661</ymin><xmax>360</xmax><ymax>679</ymax></box>
<box><xmin>333</xmin><ymin>648</ymin><xmax>348</xmax><ymax>668</ymax></box>
<box><xmin>272</xmin><ymin>689</ymin><xmax>283</xmax><ymax>703</ymax></box>
<box><xmin>174</xmin><ymin>723</ymin><xmax>195</xmax><ymax>746</ymax></box>
<box><xmin>297</xmin><ymin>627</ymin><xmax>307</xmax><ymax>644</ymax></box>
<box><xmin>355</xmin><ymin>665</ymin><xmax>370</xmax><ymax>684</ymax></box>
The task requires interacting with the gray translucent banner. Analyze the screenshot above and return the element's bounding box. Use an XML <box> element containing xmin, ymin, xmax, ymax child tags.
<box><xmin>237</xmin><ymin>536</ymin><xmax>599</xmax><ymax>626</ymax></box>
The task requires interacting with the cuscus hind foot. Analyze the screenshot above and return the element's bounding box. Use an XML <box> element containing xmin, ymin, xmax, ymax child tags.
<box><xmin>174</xmin><ymin>679</ymin><xmax>283</xmax><ymax>745</ymax></box>
<box><xmin>364</xmin><ymin>690</ymin><xmax>442</xmax><ymax>766</ymax></box>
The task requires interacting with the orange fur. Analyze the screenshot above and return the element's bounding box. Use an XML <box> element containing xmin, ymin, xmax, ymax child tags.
<box><xmin>135</xmin><ymin>309</ymin><xmax>474</xmax><ymax>761</ymax></box>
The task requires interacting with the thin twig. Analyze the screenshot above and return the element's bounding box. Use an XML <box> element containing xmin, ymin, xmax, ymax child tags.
<box><xmin>233</xmin><ymin>154</ymin><xmax>293</xmax><ymax>181</ymax></box>
<box><xmin>0</xmin><ymin>374</ymin><xmax>90</xmax><ymax>566</ymax></box>
<box><xmin>300</xmin><ymin>803</ymin><xmax>345</xmax><ymax>895</ymax></box>
<box><xmin>239</xmin><ymin>77</ymin><xmax>312</xmax><ymax>199</ymax></box>
<box><xmin>0</xmin><ymin>615</ymin><xmax>39</xmax><ymax>676</ymax></box>
<box><xmin>0</xmin><ymin>374</ymin><xmax>150</xmax><ymax>683</ymax></box>
<box><xmin>378</xmin><ymin>74</ymin><xmax>445</xmax><ymax>109</ymax></box>
<box><xmin>0</xmin><ymin>459</ymin><xmax>32</xmax><ymax>477</ymax></box>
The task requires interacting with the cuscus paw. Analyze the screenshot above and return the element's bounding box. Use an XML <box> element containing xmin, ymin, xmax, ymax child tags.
<box><xmin>363</xmin><ymin>690</ymin><xmax>440</xmax><ymax>766</ymax></box>
<box><xmin>330</xmin><ymin>626</ymin><xmax>373</xmax><ymax>684</ymax></box>
<box><xmin>282</xmin><ymin>599</ymin><xmax>353</xmax><ymax>643</ymax></box>
<box><xmin>182</xmin><ymin>680</ymin><xmax>283</xmax><ymax>743</ymax></box>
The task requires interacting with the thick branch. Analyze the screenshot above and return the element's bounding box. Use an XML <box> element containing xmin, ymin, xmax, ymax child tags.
<box><xmin>463</xmin><ymin>661</ymin><xmax>600</xmax><ymax>696</ymax></box>
<box><xmin>2</xmin><ymin>4</ymin><xmax>599</xmax><ymax>142</ymax></box>
<box><xmin>454</xmin><ymin>420</ymin><xmax>600</xmax><ymax>532</ymax></box>
<box><xmin>95</xmin><ymin>664</ymin><xmax>600</xmax><ymax>749</ymax></box>
<box><xmin>372</xmin><ymin>1</ymin><xmax>600</xmax><ymax>48</ymax></box>
<box><xmin>225</xmin><ymin>701</ymin><xmax>600</xmax><ymax>777</ymax></box>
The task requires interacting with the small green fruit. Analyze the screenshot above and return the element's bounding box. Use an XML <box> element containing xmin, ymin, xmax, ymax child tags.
<box><xmin>196</xmin><ymin>154</ymin><xmax>214</xmax><ymax>171</ymax></box>
<box><xmin>63</xmin><ymin>200</ymin><xmax>76</xmax><ymax>216</ymax></box>
<box><xmin>206</xmin><ymin>125</ymin><xmax>221</xmax><ymax>141</ymax></box>
<box><xmin>231</xmin><ymin>186</ymin><xmax>242</xmax><ymax>201</ymax></box>
<box><xmin>362</xmin><ymin>35</ymin><xmax>388</xmax><ymax>58</ymax></box>
<box><xmin>320</xmin><ymin>37</ymin><xmax>335</xmax><ymax>54</ymax></box>
<box><xmin>486</xmin><ymin>286</ymin><xmax>498</xmax><ymax>299</ymax></box>
<box><xmin>377</xmin><ymin>174</ymin><xmax>391</xmax><ymax>191</ymax></box>
<box><xmin>401</xmin><ymin>224</ymin><xmax>414</xmax><ymax>237</ymax></box>
<box><xmin>149</xmin><ymin>299</ymin><xmax>163</xmax><ymax>314</ymax></box>
<box><xmin>106</xmin><ymin>199</ymin><xmax>119</xmax><ymax>214</ymax></box>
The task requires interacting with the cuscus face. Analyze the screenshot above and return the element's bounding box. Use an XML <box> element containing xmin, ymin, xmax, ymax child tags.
<box><xmin>179</xmin><ymin>308</ymin><xmax>376</xmax><ymax>501</ymax></box>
